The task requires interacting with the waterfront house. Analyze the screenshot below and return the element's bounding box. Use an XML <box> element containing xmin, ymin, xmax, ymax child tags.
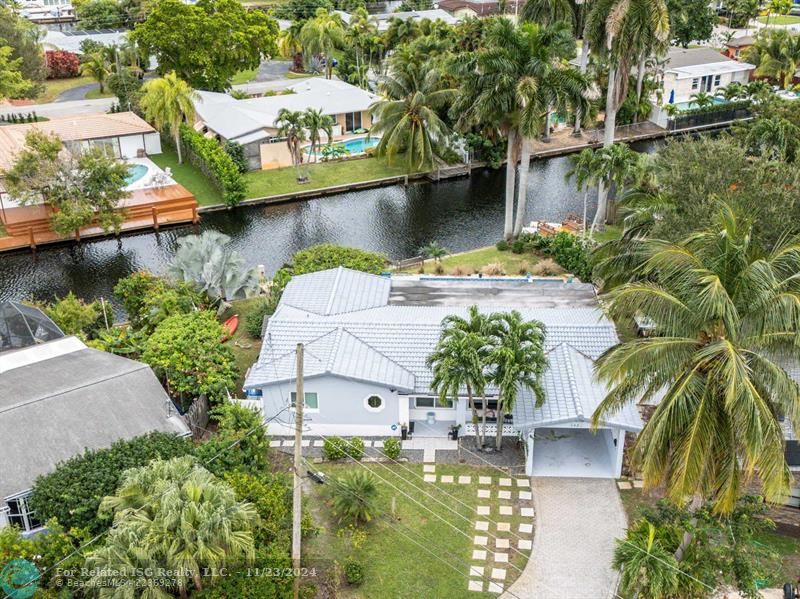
<box><xmin>243</xmin><ymin>268</ymin><xmax>643</xmax><ymax>478</ymax></box>
<box><xmin>193</xmin><ymin>78</ymin><xmax>378</xmax><ymax>171</ymax></box>
<box><xmin>723</xmin><ymin>35</ymin><xmax>755</xmax><ymax>60</ymax></box>
<box><xmin>437</xmin><ymin>0</ymin><xmax>523</xmax><ymax>18</ymax></box>
<box><xmin>334</xmin><ymin>8</ymin><xmax>460</xmax><ymax>31</ymax></box>
<box><xmin>0</xmin><ymin>335</ymin><xmax>189</xmax><ymax>533</ymax></box>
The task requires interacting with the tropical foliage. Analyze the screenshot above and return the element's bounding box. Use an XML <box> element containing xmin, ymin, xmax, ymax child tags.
<box><xmin>743</xmin><ymin>29</ymin><xmax>800</xmax><ymax>89</ymax></box>
<box><xmin>140</xmin><ymin>72</ymin><xmax>198</xmax><ymax>164</ymax></box>
<box><xmin>328</xmin><ymin>470</ymin><xmax>380</xmax><ymax>524</ymax></box>
<box><xmin>180</xmin><ymin>125</ymin><xmax>248</xmax><ymax>204</ymax></box>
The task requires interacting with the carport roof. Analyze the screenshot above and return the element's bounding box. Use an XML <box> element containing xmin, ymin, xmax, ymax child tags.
<box><xmin>512</xmin><ymin>343</ymin><xmax>643</xmax><ymax>432</ymax></box>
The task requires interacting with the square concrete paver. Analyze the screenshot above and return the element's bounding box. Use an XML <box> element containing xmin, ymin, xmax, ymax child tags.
<box><xmin>479</xmin><ymin>476</ymin><xmax>492</xmax><ymax>485</ymax></box>
<box><xmin>313</xmin><ymin>440</ymin><xmax>324</xmax><ymax>447</ymax></box>
<box><xmin>496</xmin><ymin>538</ymin><xmax>510</xmax><ymax>549</ymax></box>
<box><xmin>633</xmin><ymin>480</ymin><xmax>644</xmax><ymax>488</ymax></box>
<box><xmin>518</xmin><ymin>539</ymin><xmax>532</xmax><ymax>550</ymax></box>
<box><xmin>472</xmin><ymin>550</ymin><xmax>487</xmax><ymax>560</ymax></box>
<box><xmin>495</xmin><ymin>553</ymin><xmax>509</xmax><ymax>563</ymax></box>
<box><xmin>516</xmin><ymin>478</ymin><xmax>530</xmax><ymax>487</ymax></box>
<box><xmin>373</xmin><ymin>440</ymin><xmax>384</xmax><ymax>448</ymax></box>
<box><xmin>497</xmin><ymin>522</ymin><xmax>510</xmax><ymax>532</ymax></box>
<box><xmin>468</xmin><ymin>580</ymin><xmax>483</xmax><ymax>592</ymax></box>
<box><xmin>423</xmin><ymin>474</ymin><xmax>436</xmax><ymax>483</ymax></box>
<box><xmin>477</xmin><ymin>505</ymin><xmax>490</xmax><ymax>515</ymax></box>
<box><xmin>283</xmin><ymin>440</ymin><xmax>294</xmax><ymax>447</ymax></box>
<box><xmin>521</xmin><ymin>507</ymin><xmax>534</xmax><ymax>517</ymax></box>
<box><xmin>491</xmin><ymin>568</ymin><xmax>507</xmax><ymax>580</ymax></box>
<box><xmin>473</xmin><ymin>535</ymin><xmax>488</xmax><ymax>546</ymax></box>
<box><xmin>363</xmin><ymin>440</ymin><xmax>373</xmax><ymax>447</ymax></box>
<box><xmin>440</xmin><ymin>475</ymin><xmax>454</xmax><ymax>483</ymax></box>
<box><xmin>301</xmin><ymin>440</ymin><xmax>311</xmax><ymax>447</ymax></box>
<box><xmin>487</xmin><ymin>582</ymin><xmax>504</xmax><ymax>593</ymax></box>
<box><xmin>519</xmin><ymin>491</ymin><xmax>532</xmax><ymax>500</ymax></box>
<box><xmin>519</xmin><ymin>523</ymin><xmax>533</xmax><ymax>534</ymax></box>
<box><xmin>498</xmin><ymin>490</ymin><xmax>511</xmax><ymax>500</ymax></box>
<box><xmin>469</xmin><ymin>566</ymin><xmax>485</xmax><ymax>577</ymax></box>
<box><xmin>617</xmin><ymin>481</ymin><xmax>632</xmax><ymax>490</ymax></box>
<box><xmin>499</xmin><ymin>506</ymin><xmax>512</xmax><ymax>516</ymax></box>
<box><xmin>423</xmin><ymin>464</ymin><xmax>436</xmax><ymax>473</ymax></box>
<box><xmin>477</xmin><ymin>489</ymin><xmax>490</xmax><ymax>498</ymax></box>
<box><xmin>499</xmin><ymin>478</ymin><xmax>512</xmax><ymax>486</ymax></box>
<box><xmin>458</xmin><ymin>475</ymin><xmax>472</xmax><ymax>484</ymax></box>
<box><xmin>475</xmin><ymin>521</ymin><xmax>489</xmax><ymax>531</ymax></box>
<box><xmin>269</xmin><ymin>440</ymin><xmax>281</xmax><ymax>448</ymax></box>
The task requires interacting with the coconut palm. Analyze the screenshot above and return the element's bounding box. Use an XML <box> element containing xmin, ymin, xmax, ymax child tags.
<box><xmin>329</xmin><ymin>470</ymin><xmax>380</xmax><ymax>524</ymax></box>
<box><xmin>453</xmin><ymin>19</ymin><xmax>588</xmax><ymax>240</ymax></box>
<box><xmin>383</xmin><ymin>16</ymin><xmax>421</xmax><ymax>51</ymax></box>
<box><xmin>590</xmin><ymin>142</ymin><xmax>646</xmax><ymax>233</ymax></box>
<box><xmin>420</xmin><ymin>240</ymin><xmax>448</xmax><ymax>263</ymax></box>
<box><xmin>278</xmin><ymin>21</ymin><xmax>304</xmax><ymax>72</ymax></box>
<box><xmin>566</xmin><ymin>147</ymin><xmax>602</xmax><ymax>234</ymax></box>
<box><xmin>487</xmin><ymin>310</ymin><xmax>548</xmax><ymax>450</ymax></box>
<box><xmin>139</xmin><ymin>72</ymin><xmax>198</xmax><ymax>164</ymax></box>
<box><xmin>689</xmin><ymin>91</ymin><xmax>715</xmax><ymax>109</ymax></box>
<box><xmin>303</xmin><ymin>107</ymin><xmax>334</xmax><ymax>165</ymax></box>
<box><xmin>744</xmin><ymin>115</ymin><xmax>800</xmax><ymax>162</ymax></box>
<box><xmin>274</xmin><ymin>108</ymin><xmax>307</xmax><ymax>180</ymax></box>
<box><xmin>718</xmin><ymin>81</ymin><xmax>746</xmax><ymax>101</ymax></box>
<box><xmin>346</xmin><ymin>8</ymin><xmax>378</xmax><ymax>89</ymax></box>
<box><xmin>80</xmin><ymin>51</ymin><xmax>112</xmax><ymax>93</ymax></box>
<box><xmin>613</xmin><ymin>520</ymin><xmax>681</xmax><ymax>598</ymax></box>
<box><xmin>592</xmin><ymin>204</ymin><xmax>800</xmax><ymax>514</ymax></box>
<box><xmin>88</xmin><ymin>456</ymin><xmax>258</xmax><ymax>598</ymax></box>
<box><xmin>369</xmin><ymin>61</ymin><xmax>455</xmax><ymax>171</ymax></box>
<box><xmin>300</xmin><ymin>8</ymin><xmax>344</xmax><ymax>79</ymax></box>
<box><xmin>743</xmin><ymin>29</ymin><xmax>800</xmax><ymax>89</ymax></box>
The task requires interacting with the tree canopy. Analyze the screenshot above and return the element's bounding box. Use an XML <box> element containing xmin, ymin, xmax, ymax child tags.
<box><xmin>666</xmin><ymin>0</ymin><xmax>716</xmax><ymax>47</ymax></box>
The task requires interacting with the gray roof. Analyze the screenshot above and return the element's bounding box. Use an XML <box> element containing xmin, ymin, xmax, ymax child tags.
<box><xmin>666</xmin><ymin>47</ymin><xmax>731</xmax><ymax>69</ymax></box>
<box><xmin>0</xmin><ymin>338</ymin><xmax>188</xmax><ymax>500</ymax></box>
<box><xmin>281</xmin><ymin>267</ymin><xmax>391</xmax><ymax>316</ymax></box>
<box><xmin>512</xmin><ymin>343</ymin><xmax>643</xmax><ymax>431</ymax></box>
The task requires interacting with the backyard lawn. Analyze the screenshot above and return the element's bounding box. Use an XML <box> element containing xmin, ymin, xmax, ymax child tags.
<box><xmin>244</xmin><ymin>157</ymin><xmax>412</xmax><ymax>199</ymax></box>
<box><xmin>150</xmin><ymin>148</ymin><xmax>222</xmax><ymax>206</ymax></box>
<box><xmin>220</xmin><ymin>297</ymin><xmax>264</xmax><ymax>393</ymax></box>
<box><xmin>37</xmin><ymin>76</ymin><xmax>97</xmax><ymax>103</ymax></box>
<box><xmin>231</xmin><ymin>68</ymin><xmax>257</xmax><ymax>84</ymax></box>
<box><xmin>303</xmin><ymin>462</ymin><xmax>532</xmax><ymax>598</ymax></box>
<box><xmin>399</xmin><ymin>246</ymin><xmax>541</xmax><ymax>276</ymax></box>
<box><xmin>757</xmin><ymin>14</ymin><xmax>800</xmax><ymax>24</ymax></box>
<box><xmin>85</xmin><ymin>87</ymin><xmax>114</xmax><ymax>100</ymax></box>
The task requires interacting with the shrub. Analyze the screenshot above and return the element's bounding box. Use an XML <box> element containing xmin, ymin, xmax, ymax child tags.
<box><xmin>195</xmin><ymin>546</ymin><xmax>294</xmax><ymax>599</ymax></box>
<box><xmin>180</xmin><ymin>125</ymin><xmax>247</xmax><ymax>206</ymax></box>
<box><xmin>29</xmin><ymin>432</ymin><xmax>192</xmax><ymax>533</ymax></box>
<box><xmin>383</xmin><ymin>437</ymin><xmax>401</xmax><ymax>459</ymax></box>
<box><xmin>290</xmin><ymin>244</ymin><xmax>388</xmax><ymax>275</ymax></box>
<box><xmin>346</xmin><ymin>437</ymin><xmax>365</xmax><ymax>460</ymax></box>
<box><xmin>141</xmin><ymin>311</ymin><xmax>238</xmax><ymax>403</ymax></box>
<box><xmin>45</xmin><ymin>50</ymin><xmax>79</xmax><ymax>78</ymax></box>
<box><xmin>530</xmin><ymin>232</ymin><xmax>593</xmax><ymax>281</ymax></box>
<box><xmin>113</xmin><ymin>271</ymin><xmax>205</xmax><ymax>333</ymax></box>
<box><xmin>434</xmin><ymin>263</ymin><xmax>445</xmax><ymax>274</ymax></box>
<box><xmin>196</xmin><ymin>402</ymin><xmax>269</xmax><ymax>477</ymax></box>
<box><xmin>451</xmin><ymin>266</ymin><xmax>467</xmax><ymax>276</ymax></box>
<box><xmin>481</xmin><ymin>262</ymin><xmax>505</xmax><ymax>276</ymax></box>
<box><xmin>495</xmin><ymin>240</ymin><xmax>509</xmax><ymax>251</ymax></box>
<box><xmin>329</xmin><ymin>470</ymin><xmax>379</xmax><ymax>524</ymax></box>
<box><xmin>511</xmin><ymin>239</ymin><xmax>525</xmax><ymax>254</ymax></box>
<box><xmin>224</xmin><ymin>140</ymin><xmax>249</xmax><ymax>173</ymax></box>
<box><xmin>530</xmin><ymin>258</ymin><xmax>564</xmax><ymax>277</ymax></box>
<box><xmin>344</xmin><ymin>560</ymin><xmax>365</xmax><ymax>586</ymax></box>
<box><xmin>244</xmin><ymin>296</ymin><xmax>279</xmax><ymax>339</ymax></box>
<box><xmin>323</xmin><ymin>436</ymin><xmax>364</xmax><ymax>460</ymax></box>
<box><xmin>39</xmin><ymin>292</ymin><xmax>112</xmax><ymax>339</ymax></box>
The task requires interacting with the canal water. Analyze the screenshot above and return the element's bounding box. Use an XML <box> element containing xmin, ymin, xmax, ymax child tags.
<box><xmin>0</xmin><ymin>142</ymin><xmax>658</xmax><ymax>307</ymax></box>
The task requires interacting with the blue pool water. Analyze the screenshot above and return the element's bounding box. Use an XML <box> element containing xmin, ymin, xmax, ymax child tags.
<box><xmin>674</xmin><ymin>97</ymin><xmax>727</xmax><ymax>111</ymax></box>
<box><xmin>125</xmin><ymin>163</ymin><xmax>149</xmax><ymax>185</ymax></box>
<box><xmin>305</xmin><ymin>136</ymin><xmax>380</xmax><ymax>156</ymax></box>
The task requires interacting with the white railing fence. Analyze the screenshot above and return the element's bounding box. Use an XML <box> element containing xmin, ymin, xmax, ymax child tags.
<box><xmin>463</xmin><ymin>422</ymin><xmax>516</xmax><ymax>437</ymax></box>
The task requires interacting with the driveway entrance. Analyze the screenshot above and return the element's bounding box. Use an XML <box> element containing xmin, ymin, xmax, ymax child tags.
<box><xmin>531</xmin><ymin>428</ymin><xmax>618</xmax><ymax>478</ymax></box>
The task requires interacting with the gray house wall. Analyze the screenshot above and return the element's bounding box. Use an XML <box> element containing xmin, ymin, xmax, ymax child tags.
<box><xmin>260</xmin><ymin>375</ymin><xmax>405</xmax><ymax>437</ymax></box>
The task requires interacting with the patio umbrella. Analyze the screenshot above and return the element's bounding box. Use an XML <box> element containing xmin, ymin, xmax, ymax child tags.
<box><xmin>668</xmin><ymin>89</ymin><xmax>675</xmax><ymax>104</ymax></box>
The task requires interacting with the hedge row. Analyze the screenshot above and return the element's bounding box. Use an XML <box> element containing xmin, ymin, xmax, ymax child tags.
<box><xmin>179</xmin><ymin>125</ymin><xmax>247</xmax><ymax>206</ymax></box>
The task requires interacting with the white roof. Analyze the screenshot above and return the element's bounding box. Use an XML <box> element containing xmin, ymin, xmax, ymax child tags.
<box><xmin>43</xmin><ymin>30</ymin><xmax>129</xmax><ymax>53</ymax></box>
<box><xmin>195</xmin><ymin>78</ymin><xmax>378</xmax><ymax>142</ymax></box>
<box><xmin>335</xmin><ymin>8</ymin><xmax>459</xmax><ymax>30</ymax></box>
<box><xmin>665</xmin><ymin>47</ymin><xmax>755</xmax><ymax>80</ymax></box>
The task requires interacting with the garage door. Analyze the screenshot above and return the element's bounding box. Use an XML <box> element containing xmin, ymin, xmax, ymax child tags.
<box><xmin>532</xmin><ymin>428</ymin><xmax>617</xmax><ymax>478</ymax></box>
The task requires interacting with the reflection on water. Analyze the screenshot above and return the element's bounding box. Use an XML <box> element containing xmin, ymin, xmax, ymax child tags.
<box><xmin>0</xmin><ymin>141</ymin><xmax>658</xmax><ymax>308</ymax></box>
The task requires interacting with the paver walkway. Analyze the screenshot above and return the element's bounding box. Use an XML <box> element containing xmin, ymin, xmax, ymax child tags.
<box><xmin>502</xmin><ymin>478</ymin><xmax>626</xmax><ymax>599</ymax></box>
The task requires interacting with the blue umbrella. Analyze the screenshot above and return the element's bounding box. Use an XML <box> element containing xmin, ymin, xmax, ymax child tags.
<box><xmin>668</xmin><ymin>89</ymin><xmax>675</xmax><ymax>104</ymax></box>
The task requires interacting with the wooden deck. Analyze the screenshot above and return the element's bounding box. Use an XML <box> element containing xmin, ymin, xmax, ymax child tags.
<box><xmin>529</xmin><ymin>122</ymin><xmax>667</xmax><ymax>158</ymax></box>
<box><xmin>0</xmin><ymin>183</ymin><xmax>198</xmax><ymax>252</ymax></box>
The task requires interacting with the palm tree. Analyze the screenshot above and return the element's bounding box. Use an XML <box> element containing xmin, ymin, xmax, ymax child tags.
<box><xmin>453</xmin><ymin>19</ymin><xmax>588</xmax><ymax>240</ymax></box>
<box><xmin>487</xmin><ymin>310</ymin><xmax>548</xmax><ymax>450</ymax></box>
<box><xmin>718</xmin><ymin>81</ymin><xmax>746</xmax><ymax>101</ymax></box>
<box><xmin>689</xmin><ymin>91</ymin><xmax>715</xmax><ymax>109</ymax></box>
<box><xmin>139</xmin><ymin>72</ymin><xmax>198</xmax><ymax>164</ymax></box>
<box><xmin>80</xmin><ymin>51</ymin><xmax>112</xmax><ymax>93</ymax></box>
<box><xmin>743</xmin><ymin>29</ymin><xmax>800</xmax><ymax>89</ymax></box>
<box><xmin>585</xmin><ymin>142</ymin><xmax>645</xmax><ymax>234</ymax></box>
<box><xmin>613</xmin><ymin>520</ymin><xmax>680</xmax><ymax>598</ymax></box>
<box><xmin>744</xmin><ymin>115</ymin><xmax>800</xmax><ymax>162</ymax></box>
<box><xmin>383</xmin><ymin>16</ymin><xmax>421</xmax><ymax>52</ymax></box>
<box><xmin>420</xmin><ymin>240</ymin><xmax>448</xmax><ymax>263</ymax></box>
<box><xmin>566</xmin><ymin>147</ymin><xmax>601</xmax><ymax>234</ymax></box>
<box><xmin>428</xmin><ymin>307</ymin><xmax>491</xmax><ymax>445</ymax></box>
<box><xmin>274</xmin><ymin>108</ymin><xmax>307</xmax><ymax>181</ymax></box>
<box><xmin>300</xmin><ymin>8</ymin><xmax>344</xmax><ymax>79</ymax></box>
<box><xmin>370</xmin><ymin>61</ymin><xmax>455</xmax><ymax>171</ymax></box>
<box><xmin>329</xmin><ymin>470</ymin><xmax>380</xmax><ymax>524</ymax></box>
<box><xmin>89</xmin><ymin>456</ymin><xmax>258</xmax><ymax>598</ymax></box>
<box><xmin>591</xmin><ymin>204</ymin><xmax>800</xmax><ymax>514</ymax></box>
<box><xmin>303</xmin><ymin>107</ymin><xmax>334</xmax><ymax>165</ymax></box>
<box><xmin>278</xmin><ymin>21</ymin><xmax>304</xmax><ymax>73</ymax></box>
<box><xmin>346</xmin><ymin>8</ymin><xmax>378</xmax><ymax>89</ymax></box>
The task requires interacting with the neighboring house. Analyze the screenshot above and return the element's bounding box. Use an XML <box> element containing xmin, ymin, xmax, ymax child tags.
<box><xmin>335</xmin><ymin>9</ymin><xmax>460</xmax><ymax>31</ymax></box>
<box><xmin>724</xmin><ymin>35</ymin><xmax>755</xmax><ymax>60</ymax></box>
<box><xmin>437</xmin><ymin>0</ymin><xmax>522</xmax><ymax>18</ymax></box>
<box><xmin>0</xmin><ymin>335</ymin><xmax>190</xmax><ymax>533</ymax></box>
<box><xmin>194</xmin><ymin>78</ymin><xmax>378</xmax><ymax>170</ymax></box>
<box><xmin>243</xmin><ymin>268</ymin><xmax>643</xmax><ymax>478</ymax></box>
<box><xmin>650</xmin><ymin>47</ymin><xmax>756</xmax><ymax>127</ymax></box>
<box><xmin>42</xmin><ymin>29</ymin><xmax>129</xmax><ymax>53</ymax></box>
<box><xmin>17</xmin><ymin>0</ymin><xmax>76</xmax><ymax>30</ymax></box>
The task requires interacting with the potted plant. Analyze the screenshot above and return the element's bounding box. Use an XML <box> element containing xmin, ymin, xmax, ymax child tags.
<box><xmin>449</xmin><ymin>424</ymin><xmax>462</xmax><ymax>440</ymax></box>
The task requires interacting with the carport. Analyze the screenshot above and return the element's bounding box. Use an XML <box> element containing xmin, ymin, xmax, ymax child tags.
<box><xmin>512</xmin><ymin>344</ymin><xmax>644</xmax><ymax>479</ymax></box>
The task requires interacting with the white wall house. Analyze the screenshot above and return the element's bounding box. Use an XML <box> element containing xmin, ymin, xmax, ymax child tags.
<box><xmin>244</xmin><ymin>268</ymin><xmax>643</xmax><ymax>478</ymax></box>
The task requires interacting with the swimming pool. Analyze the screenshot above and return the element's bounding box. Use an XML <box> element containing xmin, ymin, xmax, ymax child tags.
<box><xmin>673</xmin><ymin>97</ymin><xmax>727</xmax><ymax>111</ymax></box>
<box><xmin>125</xmin><ymin>163</ymin><xmax>149</xmax><ymax>186</ymax></box>
<box><xmin>304</xmin><ymin>136</ymin><xmax>380</xmax><ymax>157</ymax></box>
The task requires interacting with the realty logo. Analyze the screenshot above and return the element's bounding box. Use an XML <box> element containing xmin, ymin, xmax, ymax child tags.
<box><xmin>0</xmin><ymin>559</ymin><xmax>39</xmax><ymax>599</ymax></box>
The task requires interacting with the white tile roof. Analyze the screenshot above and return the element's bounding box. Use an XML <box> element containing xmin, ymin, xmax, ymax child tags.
<box><xmin>281</xmin><ymin>267</ymin><xmax>391</xmax><ymax>315</ymax></box>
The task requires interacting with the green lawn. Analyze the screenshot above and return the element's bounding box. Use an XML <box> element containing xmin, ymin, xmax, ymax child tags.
<box><xmin>85</xmin><ymin>87</ymin><xmax>114</xmax><ymax>100</ymax></box>
<box><xmin>220</xmin><ymin>297</ymin><xmax>264</xmax><ymax>394</ymax></box>
<box><xmin>37</xmin><ymin>75</ymin><xmax>96</xmax><ymax>103</ymax></box>
<box><xmin>399</xmin><ymin>246</ymin><xmax>541</xmax><ymax>276</ymax></box>
<box><xmin>285</xmin><ymin>71</ymin><xmax>316</xmax><ymax>79</ymax></box>
<box><xmin>149</xmin><ymin>148</ymin><xmax>222</xmax><ymax>206</ymax></box>
<box><xmin>593</xmin><ymin>224</ymin><xmax>623</xmax><ymax>243</ymax></box>
<box><xmin>231</xmin><ymin>69</ymin><xmax>258</xmax><ymax>85</ymax></box>
<box><xmin>757</xmin><ymin>14</ymin><xmax>800</xmax><ymax>24</ymax></box>
<box><xmin>304</xmin><ymin>462</ymin><xmax>532</xmax><ymax>598</ymax></box>
<box><xmin>755</xmin><ymin>530</ymin><xmax>800</xmax><ymax>585</ymax></box>
<box><xmin>244</xmin><ymin>157</ymin><xmax>412</xmax><ymax>199</ymax></box>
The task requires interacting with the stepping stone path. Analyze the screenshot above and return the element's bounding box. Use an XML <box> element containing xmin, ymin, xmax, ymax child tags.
<box><xmin>475</xmin><ymin>521</ymin><xmax>489</xmax><ymax>531</ymax></box>
<box><xmin>423</xmin><ymin>464</ymin><xmax>436</xmax><ymax>473</ymax></box>
<box><xmin>423</xmin><ymin>474</ymin><xmax>436</xmax><ymax>483</ymax></box>
<box><xmin>477</xmin><ymin>489</ymin><xmax>490</xmax><ymax>499</ymax></box>
<box><xmin>498</xmin><ymin>490</ymin><xmax>511</xmax><ymax>500</ymax></box>
<box><xmin>440</xmin><ymin>475</ymin><xmax>454</xmax><ymax>483</ymax></box>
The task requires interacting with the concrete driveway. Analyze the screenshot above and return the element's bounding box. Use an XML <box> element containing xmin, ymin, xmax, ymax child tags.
<box><xmin>503</xmin><ymin>478</ymin><xmax>627</xmax><ymax>599</ymax></box>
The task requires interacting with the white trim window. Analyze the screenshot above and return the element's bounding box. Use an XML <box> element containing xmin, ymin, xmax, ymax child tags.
<box><xmin>691</xmin><ymin>78</ymin><xmax>699</xmax><ymax>90</ymax></box>
<box><xmin>290</xmin><ymin>391</ymin><xmax>319</xmax><ymax>412</ymax></box>
<box><xmin>414</xmin><ymin>396</ymin><xmax>454</xmax><ymax>409</ymax></box>
<box><xmin>4</xmin><ymin>492</ymin><xmax>42</xmax><ymax>533</ymax></box>
<box><xmin>364</xmin><ymin>394</ymin><xmax>385</xmax><ymax>413</ymax></box>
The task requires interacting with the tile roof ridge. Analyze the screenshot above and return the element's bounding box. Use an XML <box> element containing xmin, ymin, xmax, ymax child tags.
<box><xmin>558</xmin><ymin>344</ymin><xmax>583</xmax><ymax>421</ymax></box>
<box><xmin>336</xmin><ymin>328</ymin><xmax>416</xmax><ymax>378</ymax></box>
<box><xmin>324</xmin><ymin>266</ymin><xmax>345</xmax><ymax>315</ymax></box>
<box><xmin>325</xmin><ymin>327</ymin><xmax>345</xmax><ymax>372</ymax></box>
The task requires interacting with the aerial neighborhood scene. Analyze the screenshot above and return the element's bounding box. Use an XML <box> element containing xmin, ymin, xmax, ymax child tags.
<box><xmin>2</xmin><ymin>0</ymin><xmax>800</xmax><ymax>595</ymax></box>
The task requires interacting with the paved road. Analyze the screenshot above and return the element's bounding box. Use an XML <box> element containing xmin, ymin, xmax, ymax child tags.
<box><xmin>503</xmin><ymin>478</ymin><xmax>627</xmax><ymax>599</ymax></box>
<box><xmin>0</xmin><ymin>97</ymin><xmax>114</xmax><ymax>119</ymax></box>
<box><xmin>254</xmin><ymin>59</ymin><xmax>291</xmax><ymax>82</ymax></box>
<box><xmin>55</xmin><ymin>82</ymin><xmax>99</xmax><ymax>102</ymax></box>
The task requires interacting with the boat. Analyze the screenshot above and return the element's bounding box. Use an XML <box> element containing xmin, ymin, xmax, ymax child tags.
<box><xmin>221</xmin><ymin>314</ymin><xmax>238</xmax><ymax>342</ymax></box>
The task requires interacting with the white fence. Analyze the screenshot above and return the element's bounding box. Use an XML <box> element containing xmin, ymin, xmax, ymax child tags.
<box><xmin>463</xmin><ymin>422</ymin><xmax>516</xmax><ymax>437</ymax></box>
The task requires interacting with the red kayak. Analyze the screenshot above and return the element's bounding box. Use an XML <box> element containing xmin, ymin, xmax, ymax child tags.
<box><xmin>221</xmin><ymin>314</ymin><xmax>238</xmax><ymax>342</ymax></box>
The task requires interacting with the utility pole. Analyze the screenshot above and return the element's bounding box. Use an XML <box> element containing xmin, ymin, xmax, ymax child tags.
<box><xmin>292</xmin><ymin>343</ymin><xmax>304</xmax><ymax>599</ymax></box>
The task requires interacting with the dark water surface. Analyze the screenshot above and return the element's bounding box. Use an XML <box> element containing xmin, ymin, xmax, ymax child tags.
<box><xmin>0</xmin><ymin>141</ymin><xmax>658</xmax><ymax>306</ymax></box>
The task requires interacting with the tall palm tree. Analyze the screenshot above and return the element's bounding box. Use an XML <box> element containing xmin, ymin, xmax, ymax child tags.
<box><xmin>274</xmin><ymin>108</ymin><xmax>307</xmax><ymax>180</ymax></box>
<box><xmin>613</xmin><ymin>520</ymin><xmax>680</xmax><ymax>598</ymax></box>
<box><xmin>346</xmin><ymin>8</ymin><xmax>378</xmax><ymax>89</ymax></box>
<box><xmin>453</xmin><ymin>19</ymin><xmax>588</xmax><ymax>239</ymax></box>
<box><xmin>139</xmin><ymin>72</ymin><xmax>198</xmax><ymax>164</ymax></box>
<box><xmin>428</xmin><ymin>306</ymin><xmax>492</xmax><ymax>446</ymax></box>
<box><xmin>278</xmin><ymin>21</ymin><xmax>304</xmax><ymax>72</ymax></box>
<box><xmin>566</xmin><ymin>147</ymin><xmax>601</xmax><ymax>234</ymax></box>
<box><xmin>80</xmin><ymin>51</ymin><xmax>112</xmax><ymax>93</ymax></box>
<box><xmin>300</xmin><ymin>8</ymin><xmax>344</xmax><ymax>79</ymax></box>
<box><xmin>303</xmin><ymin>107</ymin><xmax>334</xmax><ymax>165</ymax></box>
<box><xmin>487</xmin><ymin>310</ymin><xmax>548</xmax><ymax>450</ymax></box>
<box><xmin>88</xmin><ymin>456</ymin><xmax>258</xmax><ymax>598</ymax></box>
<box><xmin>592</xmin><ymin>204</ymin><xmax>800</xmax><ymax>514</ymax></box>
<box><xmin>591</xmin><ymin>142</ymin><xmax>645</xmax><ymax>232</ymax></box>
<box><xmin>744</xmin><ymin>115</ymin><xmax>800</xmax><ymax>162</ymax></box>
<box><xmin>370</xmin><ymin>61</ymin><xmax>455</xmax><ymax>171</ymax></box>
<box><xmin>743</xmin><ymin>29</ymin><xmax>800</xmax><ymax>89</ymax></box>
